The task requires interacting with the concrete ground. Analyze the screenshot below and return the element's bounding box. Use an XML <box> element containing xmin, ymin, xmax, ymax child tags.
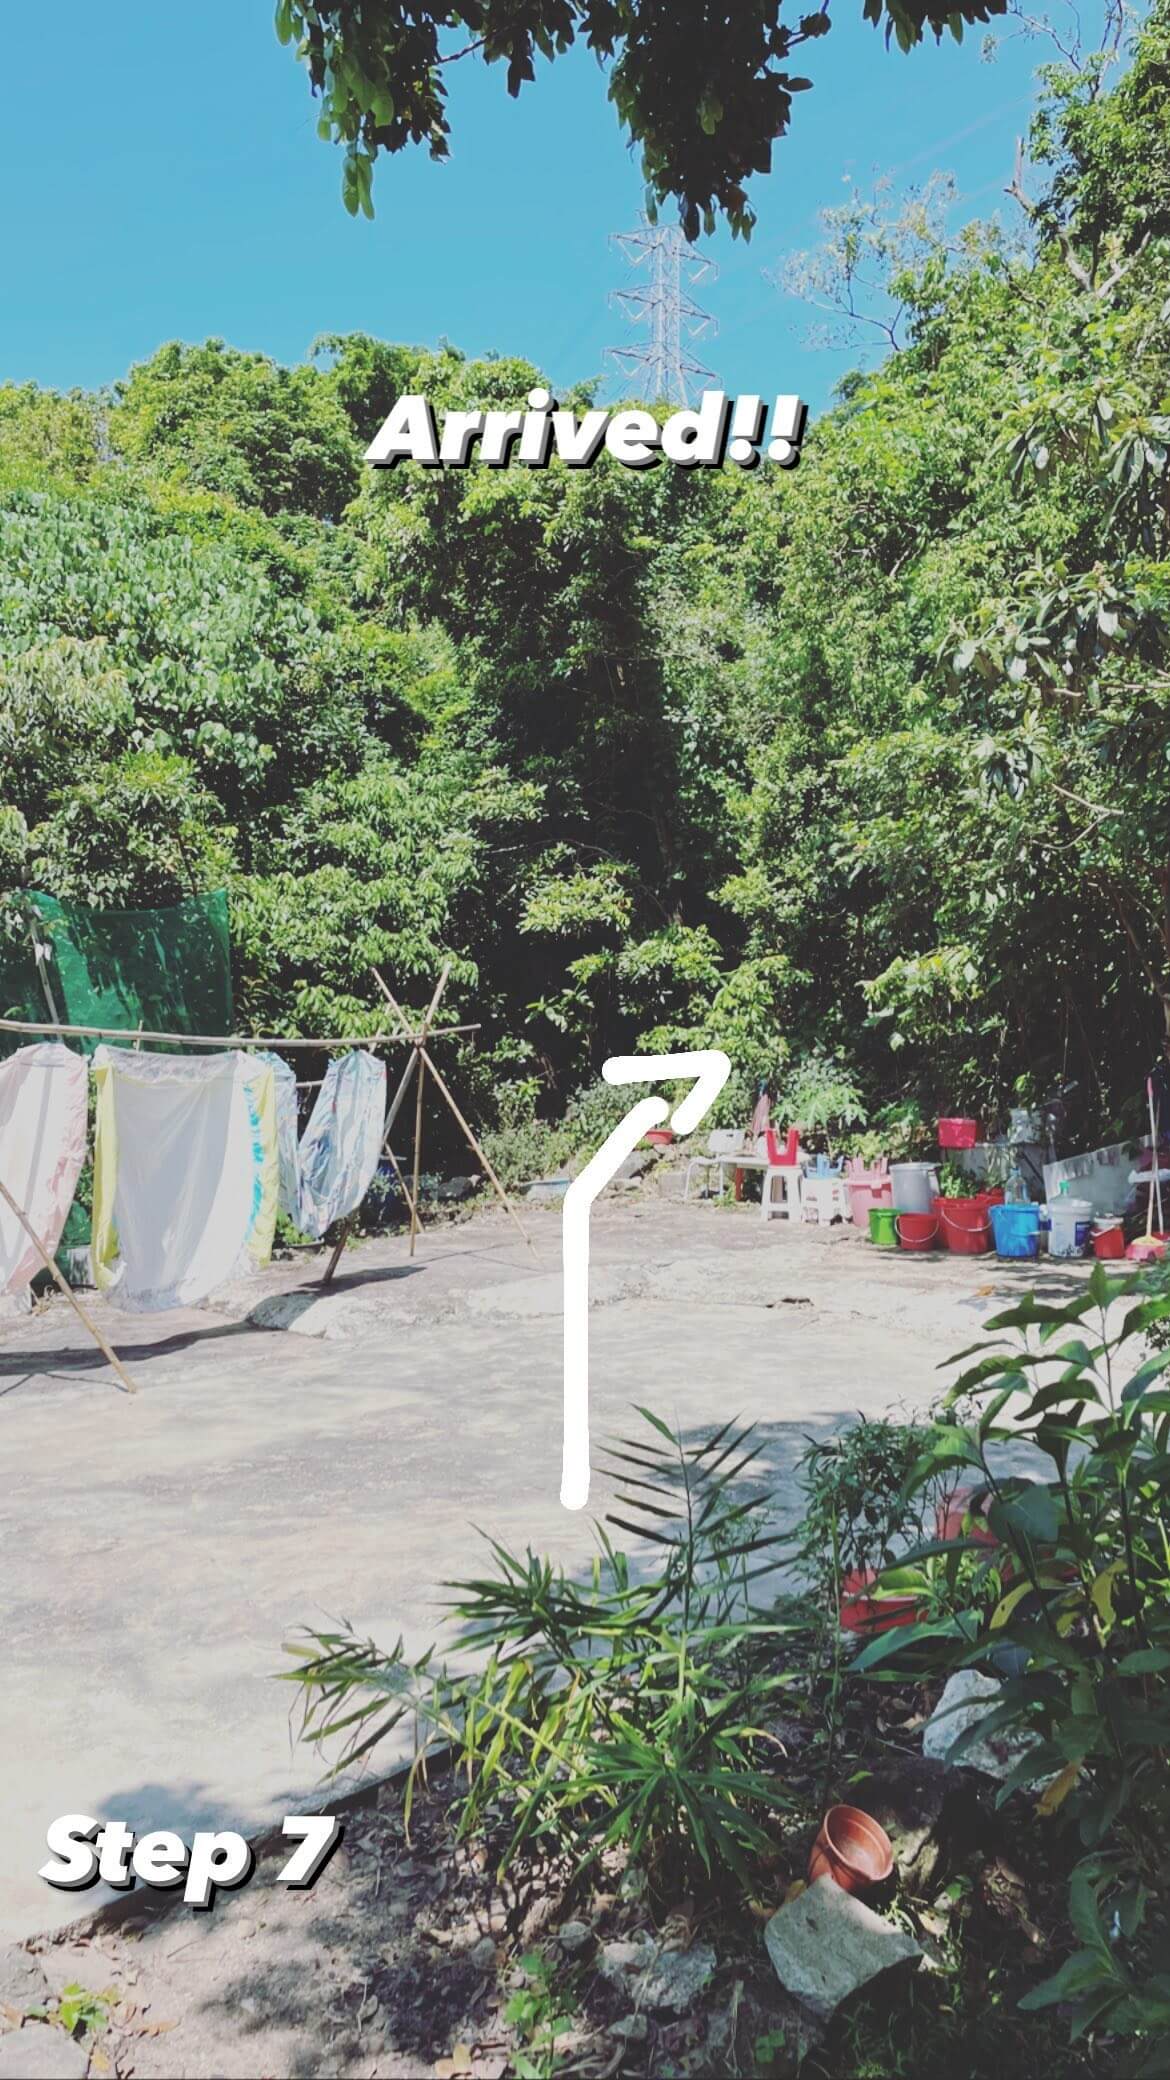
<box><xmin>0</xmin><ymin>1186</ymin><xmax>1083</xmax><ymax>1942</ymax></box>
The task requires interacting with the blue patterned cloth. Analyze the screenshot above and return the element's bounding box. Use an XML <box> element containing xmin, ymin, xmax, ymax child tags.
<box><xmin>261</xmin><ymin>1050</ymin><xmax>386</xmax><ymax>1241</ymax></box>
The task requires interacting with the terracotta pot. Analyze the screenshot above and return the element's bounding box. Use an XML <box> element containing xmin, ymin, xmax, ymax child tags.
<box><xmin>808</xmin><ymin>1805</ymin><xmax>894</xmax><ymax>1895</ymax></box>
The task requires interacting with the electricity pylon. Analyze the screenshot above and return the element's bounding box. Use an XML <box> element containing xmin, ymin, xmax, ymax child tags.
<box><xmin>607</xmin><ymin>220</ymin><xmax>718</xmax><ymax>407</ymax></box>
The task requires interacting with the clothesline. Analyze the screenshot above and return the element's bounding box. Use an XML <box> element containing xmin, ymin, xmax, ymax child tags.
<box><xmin>0</xmin><ymin>1015</ymin><xmax>480</xmax><ymax>1050</ymax></box>
<box><xmin>0</xmin><ymin>963</ymin><xmax>507</xmax><ymax>1396</ymax></box>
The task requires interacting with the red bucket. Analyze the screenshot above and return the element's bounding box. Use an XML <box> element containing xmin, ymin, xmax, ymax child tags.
<box><xmin>1092</xmin><ymin>1221</ymin><xmax>1125</xmax><ymax>1260</ymax></box>
<box><xmin>937</xmin><ymin>1196</ymin><xmax>991</xmax><ymax>1255</ymax></box>
<box><xmin>839</xmin><ymin>1568</ymin><xmax>926</xmax><ymax>1635</ymax></box>
<box><xmin>938</xmin><ymin>1117</ymin><xmax>978</xmax><ymax>1149</ymax></box>
<box><xmin>895</xmin><ymin>1212</ymin><xmax>939</xmax><ymax>1252</ymax></box>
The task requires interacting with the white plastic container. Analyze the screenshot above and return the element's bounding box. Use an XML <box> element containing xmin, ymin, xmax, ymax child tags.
<box><xmin>1048</xmin><ymin>1196</ymin><xmax>1093</xmax><ymax>1258</ymax></box>
<box><xmin>890</xmin><ymin>1162</ymin><xmax>940</xmax><ymax>1214</ymax></box>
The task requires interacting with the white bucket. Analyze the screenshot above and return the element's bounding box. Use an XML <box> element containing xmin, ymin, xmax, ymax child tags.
<box><xmin>1049</xmin><ymin>1197</ymin><xmax>1093</xmax><ymax>1258</ymax></box>
<box><xmin>891</xmin><ymin>1162</ymin><xmax>940</xmax><ymax>1215</ymax></box>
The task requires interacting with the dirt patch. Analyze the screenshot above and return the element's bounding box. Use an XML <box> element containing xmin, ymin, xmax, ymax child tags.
<box><xmin>1</xmin><ymin>1664</ymin><xmax>1094</xmax><ymax>2080</ymax></box>
<box><xmin>3</xmin><ymin>1775</ymin><xmax>780</xmax><ymax>2080</ymax></box>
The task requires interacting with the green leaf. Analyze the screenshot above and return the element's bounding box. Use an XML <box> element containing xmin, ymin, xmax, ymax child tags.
<box><xmin>1116</xmin><ymin>1647</ymin><xmax>1170</xmax><ymax>1674</ymax></box>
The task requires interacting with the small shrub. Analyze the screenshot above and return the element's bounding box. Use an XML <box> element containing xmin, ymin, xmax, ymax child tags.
<box><xmin>284</xmin><ymin>1410</ymin><xmax>797</xmax><ymax>1892</ymax></box>
<box><xmin>505</xmin><ymin>1951</ymin><xmax>578</xmax><ymax>2079</ymax></box>
<box><xmin>479</xmin><ymin>1080</ymin><xmax>569</xmax><ymax>1191</ymax></box>
<box><xmin>794</xmin><ymin>1414</ymin><xmax>946</xmax><ymax>1601</ymax></box>
<box><xmin>842</xmin><ymin>1127</ymin><xmax>889</xmax><ymax>1166</ymax></box>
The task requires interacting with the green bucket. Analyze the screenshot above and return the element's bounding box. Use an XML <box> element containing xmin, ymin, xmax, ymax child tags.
<box><xmin>868</xmin><ymin>1206</ymin><xmax>898</xmax><ymax>1248</ymax></box>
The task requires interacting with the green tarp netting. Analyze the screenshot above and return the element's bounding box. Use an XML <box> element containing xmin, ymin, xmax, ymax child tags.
<box><xmin>1</xmin><ymin>890</ymin><xmax>234</xmax><ymax>1052</ymax></box>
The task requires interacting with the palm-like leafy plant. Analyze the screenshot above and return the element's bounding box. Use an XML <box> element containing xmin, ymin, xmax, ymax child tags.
<box><xmin>282</xmin><ymin>1409</ymin><xmax>797</xmax><ymax>1889</ymax></box>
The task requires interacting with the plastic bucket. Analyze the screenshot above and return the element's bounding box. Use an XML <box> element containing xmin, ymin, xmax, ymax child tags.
<box><xmin>1091</xmin><ymin>1220</ymin><xmax>1125</xmax><ymax>1260</ymax></box>
<box><xmin>1049</xmin><ymin>1198</ymin><xmax>1093</xmax><ymax>1259</ymax></box>
<box><xmin>938</xmin><ymin>1117</ymin><xmax>978</xmax><ymax>1149</ymax></box>
<box><xmin>868</xmin><ymin>1206</ymin><xmax>898</xmax><ymax>1248</ymax></box>
<box><xmin>890</xmin><ymin>1162</ymin><xmax>940</xmax><ymax>1215</ymax></box>
<box><xmin>937</xmin><ymin>1196</ymin><xmax>991</xmax><ymax>1256</ymax></box>
<box><xmin>850</xmin><ymin>1176</ymin><xmax>892</xmax><ymax>1229</ymax></box>
<box><xmin>838</xmin><ymin>1569</ymin><xmax>925</xmax><ymax>1637</ymax></box>
<box><xmin>895</xmin><ymin>1212</ymin><xmax>939</xmax><ymax>1252</ymax></box>
<box><xmin>989</xmin><ymin>1202</ymin><xmax>1040</xmax><ymax>1259</ymax></box>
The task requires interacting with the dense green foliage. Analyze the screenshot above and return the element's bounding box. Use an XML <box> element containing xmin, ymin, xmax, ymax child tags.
<box><xmin>274</xmin><ymin>0</ymin><xmax>1011</xmax><ymax>239</ymax></box>
<box><xmin>854</xmin><ymin>1260</ymin><xmax>1170</xmax><ymax>2061</ymax></box>
<box><xmin>1</xmin><ymin>8</ymin><xmax>1167</xmax><ymax>1146</ymax></box>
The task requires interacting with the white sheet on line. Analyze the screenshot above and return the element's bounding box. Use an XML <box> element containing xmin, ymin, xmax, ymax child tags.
<box><xmin>0</xmin><ymin>1041</ymin><xmax>87</xmax><ymax>1295</ymax></box>
<box><xmin>92</xmin><ymin>1046</ymin><xmax>278</xmax><ymax>1311</ymax></box>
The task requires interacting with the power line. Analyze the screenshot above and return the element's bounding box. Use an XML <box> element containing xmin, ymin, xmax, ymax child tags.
<box><xmin>606</xmin><ymin>219</ymin><xmax>718</xmax><ymax>407</ymax></box>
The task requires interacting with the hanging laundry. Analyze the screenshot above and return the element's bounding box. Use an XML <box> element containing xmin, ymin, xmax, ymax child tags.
<box><xmin>270</xmin><ymin>1050</ymin><xmax>385</xmax><ymax>1242</ymax></box>
<box><xmin>91</xmin><ymin>1048</ymin><xmax>278</xmax><ymax>1311</ymax></box>
<box><xmin>259</xmin><ymin>1052</ymin><xmax>301</xmax><ymax>1225</ymax></box>
<box><xmin>0</xmin><ymin>1042</ymin><xmax>87</xmax><ymax>1295</ymax></box>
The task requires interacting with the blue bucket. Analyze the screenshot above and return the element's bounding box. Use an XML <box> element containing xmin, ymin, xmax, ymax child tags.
<box><xmin>989</xmin><ymin>1202</ymin><xmax>1041</xmax><ymax>1260</ymax></box>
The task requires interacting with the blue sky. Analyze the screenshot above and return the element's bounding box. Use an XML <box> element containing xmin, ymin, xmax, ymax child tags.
<box><xmin>1</xmin><ymin>4</ymin><xmax>1093</xmax><ymax>413</ymax></box>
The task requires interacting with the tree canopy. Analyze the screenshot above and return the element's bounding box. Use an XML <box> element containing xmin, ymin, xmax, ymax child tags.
<box><xmin>275</xmin><ymin>0</ymin><xmax>1010</xmax><ymax>237</ymax></box>
<box><xmin>1</xmin><ymin>3</ymin><xmax>1167</xmax><ymax>1150</ymax></box>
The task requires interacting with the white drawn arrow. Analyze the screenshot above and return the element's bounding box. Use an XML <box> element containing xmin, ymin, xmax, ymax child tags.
<box><xmin>561</xmin><ymin>1050</ymin><xmax>731</xmax><ymax>1510</ymax></box>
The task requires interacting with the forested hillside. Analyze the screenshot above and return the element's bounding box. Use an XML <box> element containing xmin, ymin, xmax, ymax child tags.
<box><xmin>2</xmin><ymin>4</ymin><xmax>1167</xmax><ymax>1149</ymax></box>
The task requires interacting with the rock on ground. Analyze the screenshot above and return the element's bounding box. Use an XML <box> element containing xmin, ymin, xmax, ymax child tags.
<box><xmin>0</xmin><ymin>1944</ymin><xmax>49</xmax><ymax>2008</ymax></box>
<box><xmin>598</xmin><ymin>1935</ymin><xmax>716</xmax><ymax>2013</ymax></box>
<box><xmin>764</xmin><ymin>1877</ymin><xmax>923</xmax><ymax>2022</ymax></box>
<box><xmin>922</xmin><ymin>1669</ymin><xmax>1044</xmax><ymax>1781</ymax></box>
<box><xmin>0</xmin><ymin>2026</ymin><xmax>88</xmax><ymax>2078</ymax></box>
<box><xmin>555</xmin><ymin>1919</ymin><xmax>592</xmax><ymax>1955</ymax></box>
<box><xmin>859</xmin><ymin>1752</ymin><xmax>984</xmax><ymax>1894</ymax></box>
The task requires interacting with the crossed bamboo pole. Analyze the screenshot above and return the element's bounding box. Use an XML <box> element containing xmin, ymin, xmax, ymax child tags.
<box><xmin>0</xmin><ymin>1171</ymin><xmax>137</xmax><ymax>1395</ymax></box>
<box><xmin>370</xmin><ymin>967</ymin><xmax>534</xmax><ymax>1258</ymax></box>
<box><xmin>320</xmin><ymin>969</ymin><xmax>452</xmax><ymax>1281</ymax></box>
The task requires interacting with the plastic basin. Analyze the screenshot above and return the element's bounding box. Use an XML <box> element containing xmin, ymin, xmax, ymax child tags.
<box><xmin>849</xmin><ymin>1176</ymin><xmax>892</xmax><ymax>1228</ymax></box>
<box><xmin>938</xmin><ymin>1117</ymin><xmax>978</xmax><ymax>1149</ymax></box>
